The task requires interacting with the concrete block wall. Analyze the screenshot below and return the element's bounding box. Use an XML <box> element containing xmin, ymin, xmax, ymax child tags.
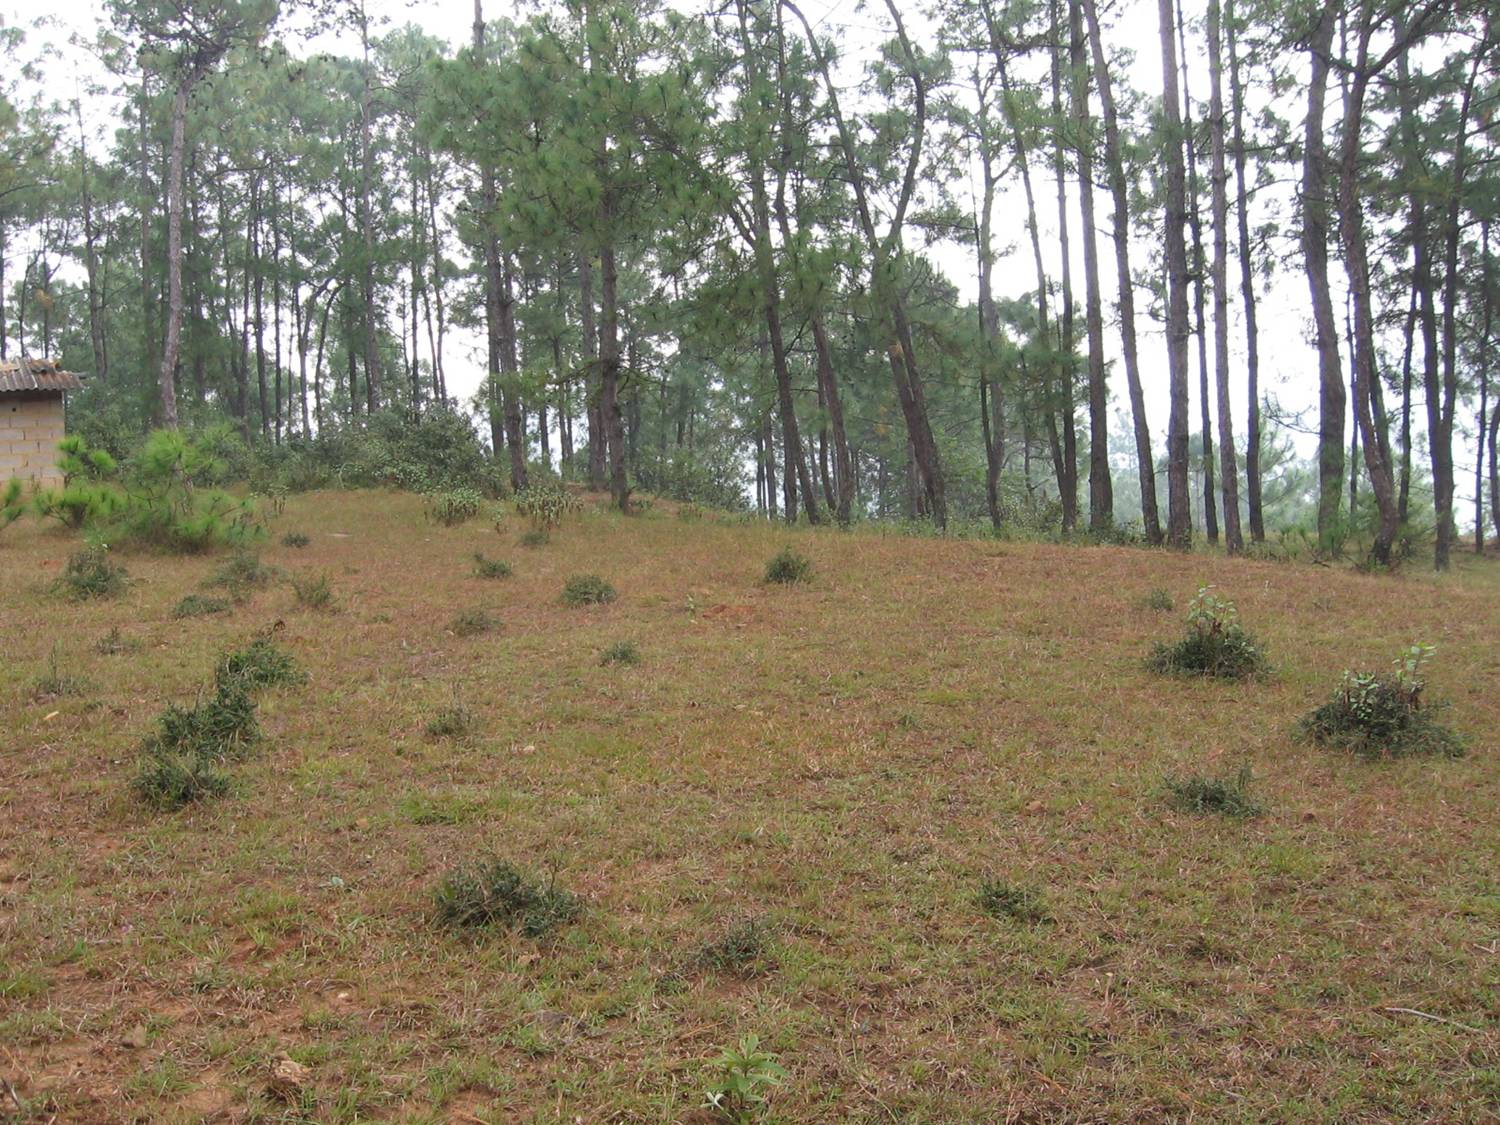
<box><xmin>0</xmin><ymin>395</ymin><xmax>66</xmax><ymax>488</ymax></box>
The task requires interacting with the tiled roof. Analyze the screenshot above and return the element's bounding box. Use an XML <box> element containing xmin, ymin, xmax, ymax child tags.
<box><xmin>0</xmin><ymin>358</ymin><xmax>84</xmax><ymax>394</ymax></box>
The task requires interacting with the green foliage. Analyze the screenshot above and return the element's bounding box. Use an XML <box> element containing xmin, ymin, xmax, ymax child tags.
<box><xmin>433</xmin><ymin>858</ymin><xmax>580</xmax><ymax>937</ymax></box>
<box><xmin>172</xmin><ymin>593</ymin><xmax>231</xmax><ymax>619</ymax></box>
<box><xmin>289</xmin><ymin>571</ymin><xmax>334</xmax><ymax>610</ymax></box>
<box><xmin>207</xmin><ymin>550</ymin><xmax>280</xmax><ymax>600</ymax></box>
<box><xmin>32</xmin><ymin>481</ymin><xmax>122</xmax><ymax>529</ymax></box>
<box><xmin>1148</xmin><ymin>586</ymin><xmax>1269</xmax><ymax>679</ymax></box>
<box><xmin>132</xmin><ymin>751</ymin><xmax>233</xmax><ymax>810</ymax></box>
<box><xmin>763</xmin><ymin>547</ymin><xmax>812</xmax><ymax>585</ymax></box>
<box><xmin>561</xmin><ymin>574</ymin><xmax>616</xmax><ymax>606</ymax></box>
<box><xmin>32</xmin><ymin>647</ymin><xmax>89</xmax><ymax>699</ymax></box>
<box><xmin>55</xmin><ymin>435</ymin><xmax>117</xmax><ymax>482</ymax></box>
<box><xmin>426</xmin><ymin>487</ymin><xmax>483</xmax><ymax>527</ymax></box>
<box><xmin>448</xmin><ymin>608</ymin><xmax>498</xmax><ymax>637</ymax></box>
<box><xmin>1140</xmin><ymin>588</ymin><xmax>1174</xmax><ymax>612</ymax></box>
<box><xmin>281</xmin><ymin>531</ymin><xmax>310</xmax><ymax>548</ymax></box>
<box><xmin>1299</xmin><ymin>645</ymin><xmax>1464</xmax><ymax>758</ymax></box>
<box><xmin>634</xmin><ymin>450</ymin><xmax>749</xmax><ymax>513</ymax></box>
<box><xmin>148</xmin><ymin>682</ymin><xmax>261</xmax><ymax>765</ymax></box>
<box><xmin>976</xmin><ymin>879</ymin><xmax>1050</xmax><ymax>923</ymax></box>
<box><xmin>702</xmin><ymin>1035</ymin><xmax>787</xmax><ymax>1122</ymax></box>
<box><xmin>514</xmin><ymin>483</ymin><xmax>582</xmax><ymax>534</ymax></box>
<box><xmin>1164</xmin><ymin>764</ymin><xmax>1263</xmax><ymax>818</ymax></box>
<box><xmin>519</xmin><ymin>528</ymin><xmax>550</xmax><ymax>548</ymax></box>
<box><xmin>95</xmin><ymin>626</ymin><xmax>141</xmax><ymax>655</ymax></box>
<box><xmin>0</xmin><ymin>477</ymin><xmax>24</xmax><ymax>536</ymax></box>
<box><xmin>472</xmin><ymin>552</ymin><xmax>512</xmax><ymax>579</ymax></box>
<box><xmin>696</xmin><ymin>918</ymin><xmax>775</xmax><ymax>975</ymax></box>
<box><xmin>106</xmin><ymin>429</ymin><xmax>261</xmax><ymax>553</ymax></box>
<box><xmin>55</xmin><ymin>545</ymin><xmax>128</xmax><ymax>600</ymax></box>
<box><xmin>214</xmin><ymin>638</ymin><xmax>304</xmax><ymax>692</ymax></box>
<box><xmin>425</xmin><ymin>703</ymin><xmax>474</xmax><ymax>739</ymax></box>
<box><xmin>600</xmin><ymin>640</ymin><xmax>640</xmax><ymax>666</ymax></box>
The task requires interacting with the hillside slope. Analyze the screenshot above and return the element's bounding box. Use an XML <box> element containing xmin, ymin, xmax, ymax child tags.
<box><xmin>2</xmin><ymin>491</ymin><xmax>1497</xmax><ymax>1121</ymax></box>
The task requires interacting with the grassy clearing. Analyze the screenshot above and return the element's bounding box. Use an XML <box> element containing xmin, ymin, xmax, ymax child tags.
<box><xmin>0</xmin><ymin>489</ymin><xmax>1496</xmax><ymax>1121</ymax></box>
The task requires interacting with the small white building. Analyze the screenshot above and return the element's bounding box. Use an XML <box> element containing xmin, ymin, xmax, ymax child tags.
<box><xmin>0</xmin><ymin>359</ymin><xmax>82</xmax><ymax>489</ymax></box>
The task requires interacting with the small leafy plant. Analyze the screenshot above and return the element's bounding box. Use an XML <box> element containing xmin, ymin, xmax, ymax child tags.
<box><xmin>448</xmin><ymin>608</ymin><xmax>498</xmax><ymax>637</ymax></box>
<box><xmin>514</xmin><ymin>483</ymin><xmax>581</xmax><ymax>536</ymax></box>
<box><xmin>290</xmin><ymin>571</ymin><xmax>334</xmax><ymax>610</ymax></box>
<box><xmin>1140</xmin><ymin>587</ymin><xmax>1174</xmax><ymax>612</ymax></box>
<box><xmin>427</xmin><ymin>487</ymin><xmax>483</xmax><ymax>527</ymax></box>
<box><xmin>763</xmin><ymin>547</ymin><xmax>811</xmax><ymax>585</ymax></box>
<box><xmin>173</xmin><ymin>594</ymin><xmax>232</xmax><ymax>619</ymax></box>
<box><xmin>132</xmin><ymin>682</ymin><xmax>260</xmax><ymax>810</ymax></box>
<box><xmin>32</xmin><ymin>647</ymin><xmax>89</xmax><ymax>699</ymax></box>
<box><xmin>425</xmin><ymin>687</ymin><xmax>474</xmax><ymax>738</ymax></box>
<box><xmin>696</xmin><ymin>917</ymin><xmax>776</xmax><ymax>975</ymax></box>
<box><xmin>600</xmin><ymin>640</ymin><xmax>640</xmax><ymax>666</ymax></box>
<box><xmin>519</xmin><ymin>528</ymin><xmax>549</xmax><ymax>548</ymax></box>
<box><xmin>0</xmin><ymin>477</ymin><xmax>25</xmax><ymax>537</ymax></box>
<box><xmin>95</xmin><ymin>626</ymin><xmax>141</xmax><ymax>655</ymax></box>
<box><xmin>472</xmin><ymin>552</ymin><xmax>512</xmax><ymax>579</ymax></box>
<box><xmin>1299</xmin><ymin>644</ymin><xmax>1463</xmax><ymax>758</ymax></box>
<box><xmin>1148</xmin><ymin>586</ymin><xmax>1269</xmax><ymax>679</ymax></box>
<box><xmin>132</xmin><ymin>751</ymin><xmax>233</xmax><ymax>810</ymax></box>
<box><xmin>562</xmin><ymin>574</ymin><xmax>616</xmax><ymax>606</ymax></box>
<box><xmin>1163</xmin><ymin>764</ymin><xmax>1263</xmax><ymax>818</ymax></box>
<box><xmin>55</xmin><ymin>545</ymin><xmax>128</xmax><ymax>601</ymax></box>
<box><xmin>702</xmin><ymin>1035</ymin><xmax>787</xmax><ymax>1122</ymax></box>
<box><xmin>207</xmin><ymin>550</ymin><xmax>280</xmax><ymax>601</ymax></box>
<box><xmin>281</xmin><ymin>531</ymin><xmax>310</xmax><ymax>548</ymax></box>
<box><xmin>215</xmin><ymin>638</ymin><xmax>305</xmax><ymax>692</ymax></box>
<box><xmin>433</xmin><ymin>858</ymin><xmax>580</xmax><ymax>937</ymax></box>
<box><xmin>976</xmin><ymin>879</ymin><xmax>1050</xmax><ymax>923</ymax></box>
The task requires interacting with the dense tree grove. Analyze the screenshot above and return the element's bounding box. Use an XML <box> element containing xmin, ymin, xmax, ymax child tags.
<box><xmin>0</xmin><ymin>0</ymin><xmax>1495</xmax><ymax>564</ymax></box>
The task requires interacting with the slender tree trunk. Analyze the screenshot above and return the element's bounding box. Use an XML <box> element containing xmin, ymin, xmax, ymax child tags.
<box><xmin>158</xmin><ymin>71</ymin><xmax>200</xmax><ymax>428</ymax></box>
<box><xmin>501</xmin><ymin>254</ymin><xmax>528</xmax><ymax>491</ymax></box>
<box><xmin>359</xmin><ymin>4</ymin><xmax>381</xmax><ymax>412</ymax></box>
<box><xmin>1226</xmin><ymin>0</ymin><xmax>1261</xmax><ymax>541</ymax></box>
<box><xmin>1068</xmin><ymin>0</ymin><xmax>1111</xmax><ymax>532</ymax></box>
<box><xmin>1302</xmin><ymin>4</ymin><xmax>1345</xmax><ymax>547</ymax></box>
<box><xmin>1049</xmin><ymin>0</ymin><xmax>1079</xmax><ymax>532</ymax></box>
<box><xmin>1207</xmin><ymin>0</ymin><xmax>1242</xmax><ymax>553</ymax></box>
<box><xmin>1479</xmin><ymin>219</ymin><xmax>1492</xmax><ymax>551</ymax></box>
<box><xmin>1158</xmin><ymin>0</ymin><xmax>1193</xmax><ymax>547</ymax></box>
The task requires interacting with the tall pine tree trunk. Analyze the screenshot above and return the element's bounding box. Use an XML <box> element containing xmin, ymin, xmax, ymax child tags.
<box><xmin>1226</xmin><ymin>0</ymin><xmax>1261</xmax><ymax>540</ymax></box>
<box><xmin>1208</xmin><ymin>0</ymin><xmax>1242</xmax><ymax>553</ymax></box>
<box><xmin>1158</xmin><ymin>0</ymin><xmax>1193</xmax><ymax>548</ymax></box>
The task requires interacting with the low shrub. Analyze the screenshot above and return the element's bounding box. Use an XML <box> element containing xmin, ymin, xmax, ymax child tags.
<box><xmin>95</xmin><ymin>626</ymin><xmax>141</xmax><ymax>655</ymax></box>
<box><xmin>427</xmin><ymin>487</ymin><xmax>484</xmax><ymax>527</ymax></box>
<box><xmin>1299</xmin><ymin>644</ymin><xmax>1464</xmax><ymax>758</ymax></box>
<box><xmin>148</xmin><ymin>682</ymin><xmax>261</xmax><ymax>764</ymax></box>
<box><xmin>518</xmin><ymin>528</ymin><xmax>549</xmax><ymax>548</ymax></box>
<box><xmin>976</xmin><ymin>879</ymin><xmax>1049</xmax><ymax>923</ymax></box>
<box><xmin>206</xmin><ymin>550</ymin><xmax>280</xmax><ymax>600</ymax></box>
<box><xmin>472</xmin><ymin>553</ymin><xmax>512</xmax><ymax>579</ymax></box>
<box><xmin>764</xmin><ymin>547</ymin><xmax>812</xmax><ymax>585</ymax></box>
<box><xmin>56</xmin><ymin>546</ymin><xmax>128</xmax><ymax>600</ymax></box>
<box><xmin>173</xmin><ymin>594</ymin><xmax>232</xmax><ymax>619</ymax></box>
<box><xmin>32</xmin><ymin>648</ymin><xmax>89</xmax><ymax>699</ymax></box>
<box><xmin>132</xmin><ymin>750</ymin><xmax>233</xmax><ymax>810</ymax></box>
<box><xmin>1140</xmin><ymin>587</ymin><xmax>1174</xmax><ymax>612</ymax></box>
<box><xmin>425</xmin><ymin>703</ymin><xmax>474</xmax><ymax>739</ymax></box>
<box><xmin>448</xmin><ymin>608</ymin><xmax>498</xmax><ymax>637</ymax></box>
<box><xmin>1164</xmin><ymin>764</ymin><xmax>1263</xmax><ymax>818</ymax></box>
<box><xmin>696</xmin><ymin>917</ymin><xmax>776</xmax><ymax>975</ymax></box>
<box><xmin>0</xmin><ymin>477</ymin><xmax>24</xmax><ymax>537</ymax></box>
<box><xmin>290</xmin><ymin>571</ymin><xmax>334</xmax><ymax>610</ymax></box>
<box><xmin>215</xmin><ymin>638</ymin><xmax>305</xmax><ymax>692</ymax></box>
<box><xmin>433</xmin><ymin>858</ymin><xmax>580</xmax><ymax>936</ymax></box>
<box><xmin>281</xmin><ymin>531</ymin><xmax>310</xmax><ymax>548</ymax></box>
<box><xmin>1148</xmin><ymin>586</ymin><xmax>1268</xmax><ymax>679</ymax></box>
<box><xmin>562</xmin><ymin>574</ymin><xmax>616</xmax><ymax>606</ymax></box>
<box><xmin>600</xmin><ymin>640</ymin><xmax>640</xmax><ymax>666</ymax></box>
<box><xmin>514</xmin><ymin>483</ymin><xmax>581</xmax><ymax>535</ymax></box>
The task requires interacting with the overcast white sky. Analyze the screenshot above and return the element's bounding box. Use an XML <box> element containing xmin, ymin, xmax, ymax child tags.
<box><xmin>8</xmin><ymin>0</ymin><xmax>1444</xmax><ymax>511</ymax></box>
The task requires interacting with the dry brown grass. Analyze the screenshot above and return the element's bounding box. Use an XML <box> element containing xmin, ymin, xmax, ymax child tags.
<box><xmin>1</xmin><ymin>489</ymin><xmax>1496</xmax><ymax>1122</ymax></box>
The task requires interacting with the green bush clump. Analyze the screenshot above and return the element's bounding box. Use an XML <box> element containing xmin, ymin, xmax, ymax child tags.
<box><xmin>206</xmin><ymin>550</ymin><xmax>280</xmax><ymax>600</ymax></box>
<box><xmin>514</xmin><ymin>482</ymin><xmax>581</xmax><ymax>535</ymax></box>
<box><xmin>425</xmin><ymin>704</ymin><xmax>474</xmax><ymax>739</ymax></box>
<box><xmin>696</xmin><ymin>917</ymin><xmax>776</xmax><ymax>975</ymax></box>
<box><xmin>1299</xmin><ymin>645</ymin><xmax>1464</xmax><ymax>759</ymax></box>
<box><xmin>290</xmin><ymin>571</ymin><xmax>334</xmax><ymax>609</ymax></box>
<box><xmin>172</xmin><ymin>594</ymin><xmax>232</xmax><ymax>619</ymax></box>
<box><xmin>448</xmin><ymin>608</ymin><xmax>498</xmax><ymax>637</ymax></box>
<box><xmin>215</xmin><ymin>638</ymin><xmax>305</xmax><ymax>692</ymax></box>
<box><xmin>562</xmin><ymin>574</ymin><xmax>616</xmax><ymax>606</ymax></box>
<box><xmin>281</xmin><ymin>531</ymin><xmax>310</xmax><ymax>548</ymax></box>
<box><xmin>976</xmin><ymin>879</ymin><xmax>1050</xmax><ymax>924</ymax></box>
<box><xmin>1163</xmin><ymin>764</ymin><xmax>1263</xmax><ymax>818</ymax></box>
<box><xmin>106</xmin><ymin>429</ymin><xmax>261</xmax><ymax>553</ymax></box>
<box><xmin>519</xmin><ymin>528</ymin><xmax>549</xmax><ymax>548</ymax></box>
<box><xmin>472</xmin><ymin>552</ymin><xmax>512</xmax><ymax>579</ymax></box>
<box><xmin>0</xmin><ymin>477</ymin><xmax>25</xmax><ymax>537</ymax></box>
<box><xmin>600</xmin><ymin>640</ymin><xmax>640</xmax><ymax>666</ymax></box>
<box><xmin>702</xmin><ymin>1035</ymin><xmax>787</xmax><ymax>1122</ymax></box>
<box><xmin>132</xmin><ymin>751</ymin><xmax>233</xmax><ymax>810</ymax></box>
<box><xmin>1141</xmin><ymin>587</ymin><xmax>1174</xmax><ymax>612</ymax></box>
<box><xmin>427</xmin><ymin>487</ymin><xmax>484</xmax><ymax>527</ymax></box>
<box><xmin>1148</xmin><ymin>586</ymin><xmax>1269</xmax><ymax>679</ymax></box>
<box><xmin>763</xmin><ymin>547</ymin><xmax>812</xmax><ymax>585</ymax></box>
<box><xmin>433</xmin><ymin>858</ymin><xmax>580</xmax><ymax>936</ymax></box>
<box><xmin>56</xmin><ymin>546</ymin><xmax>128</xmax><ymax>600</ymax></box>
<box><xmin>32</xmin><ymin>648</ymin><xmax>89</xmax><ymax>699</ymax></box>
